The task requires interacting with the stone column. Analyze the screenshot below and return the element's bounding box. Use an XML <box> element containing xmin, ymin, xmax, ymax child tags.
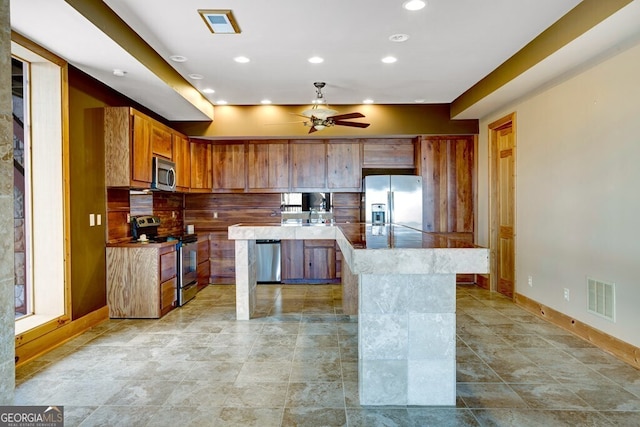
<box><xmin>0</xmin><ymin>0</ymin><xmax>16</xmax><ymax>405</ymax></box>
<box><xmin>234</xmin><ymin>239</ymin><xmax>256</xmax><ymax>320</ymax></box>
<box><xmin>358</xmin><ymin>273</ymin><xmax>457</xmax><ymax>406</ymax></box>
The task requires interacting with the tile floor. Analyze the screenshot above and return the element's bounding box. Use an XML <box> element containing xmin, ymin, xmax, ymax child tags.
<box><xmin>14</xmin><ymin>284</ymin><xmax>640</xmax><ymax>426</ymax></box>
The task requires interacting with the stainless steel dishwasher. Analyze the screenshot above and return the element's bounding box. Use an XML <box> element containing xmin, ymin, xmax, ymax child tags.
<box><xmin>256</xmin><ymin>239</ymin><xmax>281</xmax><ymax>283</ymax></box>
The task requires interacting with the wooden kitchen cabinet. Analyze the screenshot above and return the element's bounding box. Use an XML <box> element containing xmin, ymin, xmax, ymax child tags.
<box><xmin>362</xmin><ymin>138</ymin><xmax>415</xmax><ymax>169</ymax></box>
<box><xmin>190</xmin><ymin>139</ymin><xmax>213</xmax><ymax>192</ymax></box>
<box><xmin>104</xmin><ymin>107</ymin><xmax>149</xmax><ymax>188</ymax></box>
<box><xmin>209</xmin><ymin>231</ymin><xmax>236</xmax><ymax>284</ymax></box>
<box><xmin>290</xmin><ymin>141</ymin><xmax>327</xmax><ymax>190</ymax></box>
<box><xmin>304</xmin><ymin>240</ymin><xmax>336</xmax><ymax>281</ymax></box>
<box><xmin>197</xmin><ymin>234</ymin><xmax>210</xmax><ymax>290</ymax></box>
<box><xmin>281</xmin><ymin>239</ymin><xmax>337</xmax><ymax>283</ymax></box>
<box><xmin>327</xmin><ymin>141</ymin><xmax>361</xmax><ymax>190</ymax></box>
<box><xmin>247</xmin><ymin>141</ymin><xmax>290</xmax><ymax>191</ymax></box>
<box><xmin>106</xmin><ymin>244</ymin><xmax>177</xmax><ymax>318</ymax></box>
<box><xmin>104</xmin><ymin>107</ymin><xmax>176</xmax><ymax>189</ymax></box>
<box><xmin>212</xmin><ymin>142</ymin><xmax>246</xmax><ymax>191</ymax></box>
<box><xmin>173</xmin><ymin>131</ymin><xmax>191</xmax><ymax>191</ymax></box>
<box><xmin>151</xmin><ymin>123</ymin><xmax>173</xmax><ymax>160</ymax></box>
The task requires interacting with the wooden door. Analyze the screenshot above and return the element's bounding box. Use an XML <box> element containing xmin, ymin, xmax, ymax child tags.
<box><xmin>173</xmin><ymin>132</ymin><xmax>191</xmax><ymax>190</ymax></box>
<box><xmin>291</xmin><ymin>141</ymin><xmax>326</xmax><ymax>190</ymax></box>
<box><xmin>304</xmin><ymin>240</ymin><xmax>336</xmax><ymax>280</ymax></box>
<box><xmin>327</xmin><ymin>141</ymin><xmax>361</xmax><ymax>190</ymax></box>
<box><xmin>490</xmin><ymin>114</ymin><xmax>516</xmax><ymax>298</ymax></box>
<box><xmin>190</xmin><ymin>140</ymin><xmax>212</xmax><ymax>191</ymax></box>
<box><xmin>131</xmin><ymin>112</ymin><xmax>153</xmax><ymax>184</ymax></box>
<box><xmin>151</xmin><ymin>124</ymin><xmax>173</xmax><ymax>159</ymax></box>
<box><xmin>212</xmin><ymin>142</ymin><xmax>246</xmax><ymax>191</ymax></box>
<box><xmin>247</xmin><ymin>141</ymin><xmax>289</xmax><ymax>191</ymax></box>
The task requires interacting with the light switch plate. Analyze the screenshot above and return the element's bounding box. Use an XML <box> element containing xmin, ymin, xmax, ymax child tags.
<box><xmin>89</xmin><ymin>213</ymin><xmax>95</xmax><ymax>227</ymax></box>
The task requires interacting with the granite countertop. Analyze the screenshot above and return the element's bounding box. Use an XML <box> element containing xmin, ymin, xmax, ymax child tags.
<box><xmin>228</xmin><ymin>222</ymin><xmax>481</xmax><ymax>250</ymax></box>
<box><xmin>106</xmin><ymin>240</ymin><xmax>178</xmax><ymax>248</ymax></box>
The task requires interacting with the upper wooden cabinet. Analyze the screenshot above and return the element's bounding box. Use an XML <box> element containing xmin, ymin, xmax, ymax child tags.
<box><xmin>417</xmin><ymin>136</ymin><xmax>474</xmax><ymax>233</ymax></box>
<box><xmin>247</xmin><ymin>141</ymin><xmax>290</xmax><ymax>191</ymax></box>
<box><xmin>362</xmin><ymin>138</ymin><xmax>415</xmax><ymax>169</ymax></box>
<box><xmin>151</xmin><ymin>124</ymin><xmax>173</xmax><ymax>160</ymax></box>
<box><xmin>104</xmin><ymin>107</ymin><xmax>153</xmax><ymax>188</ymax></box>
<box><xmin>190</xmin><ymin>139</ymin><xmax>213</xmax><ymax>192</ymax></box>
<box><xmin>212</xmin><ymin>142</ymin><xmax>246</xmax><ymax>191</ymax></box>
<box><xmin>104</xmin><ymin>107</ymin><xmax>182</xmax><ymax>189</ymax></box>
<box><xmin>173</xmin><ymin>132</ymin><xmax>191</xmax><ymax>191</ymax></box>
<box><xmin>327</xmin><ymin>141</ymin><xmax>361</xmax><ymax>190</ymax></box>
<box><xmin>291</xmin><ymin>141</ymin><xmax>327</xmax><ymax>190</ymax></box>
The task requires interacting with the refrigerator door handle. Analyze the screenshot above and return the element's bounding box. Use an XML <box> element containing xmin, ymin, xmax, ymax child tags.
<box><xmin>388</xmin><ymin>191</ymin><xmax>394</xmax><ymax>224</ymax></box>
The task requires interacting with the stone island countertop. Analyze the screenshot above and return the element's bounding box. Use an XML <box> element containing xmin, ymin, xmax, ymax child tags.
<box><xmin>228</xmin><ymin>222</ymin><xmax>489</xmax><ymax>407</ymax></box>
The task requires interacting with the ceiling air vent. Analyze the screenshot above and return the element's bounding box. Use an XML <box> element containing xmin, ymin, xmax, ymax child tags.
<box><xmin>587</xmin><ymin>277</ymin><xmax>615</xmax><ymax>322</ymax></box>
<box><xmin>198</xmin><ymin>9</ymin><xmax>241</xmax><ymax>34</ymax></box>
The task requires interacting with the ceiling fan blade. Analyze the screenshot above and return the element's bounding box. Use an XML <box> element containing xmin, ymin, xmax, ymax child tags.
<box><xmin>290</xmin><ymin>112</ymin><xmax>312</xmax><ymax>119</ymax></box>
<box><xmin>333</xmin><ymin>120</ymin><xmax>370</xmax><ymax>128</ymax></box>
<box><xmin>264</xmin><ymin>120</ymin><xmax>308</xmax><ymax>125</ymax></box>
<box><xmin>328</xmin><ymin>112</ymin><xmax>365</xmax><ymax>120</ymax></box>
<box><xmin>308</xmin><ymin>126</ymin><xmax>318</xmax><ymax>134</ymax></box>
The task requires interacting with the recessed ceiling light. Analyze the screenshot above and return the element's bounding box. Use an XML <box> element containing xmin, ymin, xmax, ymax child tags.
<box><xmin>389</xmin><ymin>34</ymin><xmax>410</xmax><ymax>43</ymax></box>
<box><xmin>261</xmin><ymin>99</ymin><xmax>272</xmax><ymax>104</ymax></box>
<box><xmin>169</xmin><ymin>55</ymin><xmax>187</xmax><ymax>62</ymax></box>
<box><xmin>403</xmin><ymin>0</ymin><xmax>426</xmax><ymax>11</ymax></box>
<box><xmin>112</xmin><ymin>69</ymin><xmax>126</xmax><ymax>77</ymax></box>
<box><xmin>363</xmin><ymin>99</ymin><xmax>374</xmax><ymax>104</ymax></box>
<box><xmin>202</xmin><ymin>88</ymin><xmax>215</xmax><ymax>94</ymax></box>
<box><xmin>382</xmin><ymin>56</ymin><xmax>397</xmax><ymax>64</ymax></box>
<box><xmin>188</xmin><ymin>73</ymin><xmax>204</xmax><ymax>80</ymax></box>
<box><xmin>308</xmin><ymin>56</ymin><xmax>324</xmax><ymax>64</ymax></box>
<box><xmin>216</xmin><ymin>100</ymin><xmax>228</xmax><ymax>105</ymax></box>
<box><xmin>414</xmin><ymin>99</ymin><xmax>426</xmax><ymax>103</ymax></box>
<box><xmin>234</xmin><ymin>56</ymin><xmax>250</xmax><ymax>63</ymax></box>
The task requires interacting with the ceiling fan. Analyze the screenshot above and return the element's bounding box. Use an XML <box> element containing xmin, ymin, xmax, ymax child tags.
<box><xmin>295</xmin><ymin>82</ymin><xmax>370</xmax><ymax>133</ymax></box>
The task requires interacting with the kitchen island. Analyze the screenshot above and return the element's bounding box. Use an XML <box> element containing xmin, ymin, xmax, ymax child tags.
<box><xmin>228</xmin><ymin>222</ymin><xmax>489</xmax><ymax>406</ymax></box>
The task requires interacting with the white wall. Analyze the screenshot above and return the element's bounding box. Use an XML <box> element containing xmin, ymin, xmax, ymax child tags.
<box><xmin>477</xmin><ymin>39</ymin><xmax>640</xmax><ymax>347</ymax></box>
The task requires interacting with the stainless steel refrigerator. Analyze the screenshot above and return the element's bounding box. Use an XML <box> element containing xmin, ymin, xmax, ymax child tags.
<box><xmin>363</xmin><ymin>175</ymin><xmax>423</xmax><ymax>229</ymax></box>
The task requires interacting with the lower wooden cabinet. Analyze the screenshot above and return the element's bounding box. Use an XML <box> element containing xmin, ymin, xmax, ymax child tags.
<box><xmin>106</xmin><ymin>244</ymin><xmax>177</xmax><ymax>318</ymax></box>
<box><xmin>282</xmin><ymin>239</ymin><xmax>337</xmax><ymax>283</ymax></box>
<box><xmin>209</xmin><ymin>231</ymin><xmax>236</xmax><ymax>284</ymax></box>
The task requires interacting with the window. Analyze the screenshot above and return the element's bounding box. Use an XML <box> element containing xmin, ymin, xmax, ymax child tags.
<box><xmin>13</xmin><ymin>57</ymin><xmax>31</xmax><ymax>319</ymax></box>
<box><xmin>12</xmin><ymin>35</ymin><xmax>70</xmax><ymax>336</ymax></box>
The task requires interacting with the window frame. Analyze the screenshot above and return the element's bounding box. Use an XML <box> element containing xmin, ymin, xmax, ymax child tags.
<box><xmin>12</xmin><ymin>32</ymin><xmax>71</xmax><ymax>340</ymax></box>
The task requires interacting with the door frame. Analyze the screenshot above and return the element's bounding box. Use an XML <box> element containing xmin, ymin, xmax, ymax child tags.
<box><xmin>488</xmin><ymin>112</ymin><xmax>516</xmax><ymax>298</ymax></box>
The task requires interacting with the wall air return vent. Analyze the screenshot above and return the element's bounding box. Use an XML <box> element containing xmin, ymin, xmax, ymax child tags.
<box><xmin>199</xmin><ymin>10</ymin><xmax>241</xmax><ymax>34</ymax></box>
<box><xmin>587</xmin><ymin>277</ymin><xmax>615</xmax><ymax>322</ymax></box>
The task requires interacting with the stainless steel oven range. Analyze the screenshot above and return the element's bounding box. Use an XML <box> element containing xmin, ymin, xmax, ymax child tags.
<box><xmin>177</xmin><ymin>234</ymin><xmax>198</xmax><ymax>306</ymax></box>
<box><xmin>131</xmin><ymin>215</ymin><xmax>198</xmax><ymax>307</ymax></box>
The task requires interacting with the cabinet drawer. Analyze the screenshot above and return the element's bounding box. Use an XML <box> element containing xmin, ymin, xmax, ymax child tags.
<box><xmin>160</xmin><ymin>250</ymin><xmax>177</xmax><ymax>283</ymax></box>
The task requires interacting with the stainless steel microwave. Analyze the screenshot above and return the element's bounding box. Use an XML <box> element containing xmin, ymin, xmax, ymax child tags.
<box><xmin>151</xmin><ymin>157</ymin><xmax>176</xmax><ymax>191</ymax></box>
